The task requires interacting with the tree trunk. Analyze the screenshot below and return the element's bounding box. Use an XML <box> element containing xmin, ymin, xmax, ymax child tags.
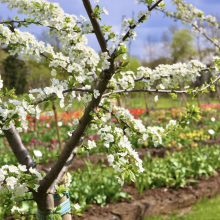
<box><xmin>35</xmin><ymin>193</ymin><xmax>55</xmax><ymax>219</ymax></box>
<box><xmin>34</xmin><ymin>193</ymin><xmax>72</xmax><ymax>220</ymax></box>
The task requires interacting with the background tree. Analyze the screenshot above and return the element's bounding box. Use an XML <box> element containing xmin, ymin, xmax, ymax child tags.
<box><xmin>2</xmin><ymin>55</ymin><xmax>29</xmax><ymax>94</ymax></box>
<box><xmin>171</xmin><ymin>29</ymin><xmax>197</xmax><ymax>62</ymax></box>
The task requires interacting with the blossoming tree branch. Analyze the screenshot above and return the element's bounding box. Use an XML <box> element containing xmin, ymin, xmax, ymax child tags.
<box><xmin>0</xmin><ymin>0</ymin><xmax>219</xmax><ymax>219</ymax></box>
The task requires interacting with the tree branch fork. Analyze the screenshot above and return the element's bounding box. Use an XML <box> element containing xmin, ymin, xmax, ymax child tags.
<box><xmin>1</xmin><ymin>0</ymin><xmax>166</xmax><ymax>218</ymax></box>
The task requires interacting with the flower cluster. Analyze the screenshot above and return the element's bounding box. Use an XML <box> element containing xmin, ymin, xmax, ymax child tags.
<box><xmin>113</xmin><ymin>106</ymin><xmax>147</xmax><ymax>135</ymax></box>
<box><xmin>0</xmin><ymin>98</ymin><xmax>40</xmax><ymax>132</ymax></box>
<box><xmin>0</xmin><ymin>0</ymin><xmax>101</xmax><ymax>79</ymax></box>
<box><xmin>108</xmin><ymin>60</ymin><xmax>208</xmax><ymax>93</ymax></box>
<box><xmin>85</xmin><ymin>103</ymin><xmax>180</xmax><ymax>181</ymax></box>
<box><xmin>30</xmin><ymin>78</ymin><xmax>68</xmax><ymax>108</ymax></box>
<box><xmin>89</xmin><ymin>109</ymin><xmax>144</xmax><ymax>182</ymax></box>
<box><xmin>0</xmin><ymin>0</ymin><xmax>104</xmax><ymax>132</ymax></box>
<box><xmin>0</xmin><ymin>72</ymin><xmax>39</xmax><ymax>133</ymax></box>
<box><xmin>0</xmin><ymin>0</ymin><xmax>105</xmax><ymax>112</ymax></box>
<box><xmin>0</xmin><ymin>164</ymin><xmax>42</xmax><ymax>217</ymax></box>
<box><xmin>136</xmin><ymin>60</ymin><xmax>206</xmax><ymax>89</ymax></box>
<box><xmin>0</xmin><ymin>23</ymin><xmax>100</xmax><ymax>85</ymax></box>
<box><xmin>97</xmin><ymin>125</ymin><xmax>144</xmax><ymax>182</ymax></box>
<box><xmin>0</xmin><ymin>24</ymin><xmax>54</xmax><ymax>60</ymax></box>
<box><xmin>113</xmin><ymin>106</ymin><xmax>177</xmax><ymax>147</ymax></box>
<box><xmin>172</xmin><ymin>0</ymin><xmax>220</xmax><ymax>30</ymax></box>
<box><xmin>111</xmin><ymin>71</ymin><xmax>135</xmax><ymax>90</ymax></box>
<box><xmin>0</xmin><ymin>164</ymin><xmax>42</xmax><ymax>196</ymax></box>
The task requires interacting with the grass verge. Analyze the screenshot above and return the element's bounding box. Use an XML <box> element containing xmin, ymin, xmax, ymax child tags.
<box><xmin>145</xmin><ymin>195</ymin><xmax>220</xmax><ymax>220</ymax></box>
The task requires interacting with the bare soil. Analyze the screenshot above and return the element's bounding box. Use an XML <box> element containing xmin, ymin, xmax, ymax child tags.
<box><xmin>72</xmin><ymin>172</ymin><xmax>220</xmax><ymax>220</ymax></box>
<box><xmin>37</xmin><ymin>144</ymin><xmax>220</xmax><ymax>220</ymax></box>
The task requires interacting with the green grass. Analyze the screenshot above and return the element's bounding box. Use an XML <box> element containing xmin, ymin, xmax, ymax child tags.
<box><xmin>122</xmin><ymin>94</ymin><xmax>219</xmax><ymax>109</ymax></box>
<box><xmin>145</xmin><ymin>196</ymin><xmax>220</xmax><ymax>220</ymax></box>
<box><xmin>49</xmin><ymin>94</ymin><xmax>219</xmax><ymax>112</ymax></box>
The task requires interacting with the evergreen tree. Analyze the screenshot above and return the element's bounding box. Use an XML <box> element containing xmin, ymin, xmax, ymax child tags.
<box><xmin>2</xmin><ymin>55</ymin><xmax>28</xmax><ymax>94</ymax></box>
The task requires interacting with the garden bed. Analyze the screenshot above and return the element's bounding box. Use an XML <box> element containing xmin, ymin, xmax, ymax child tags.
<box><xmin>72</xmin><ymin>171</ymin><xmax>220</xmax><ymax>220</ymax></box>
<box><xmin>38</xmin><ymin>140</ymin><xmax>220</xmax><ymax>172</ymax></box>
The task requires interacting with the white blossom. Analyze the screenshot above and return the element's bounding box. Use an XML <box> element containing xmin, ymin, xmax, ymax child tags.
<box><xmin>58</xmin><ymin>121</ymin><xmax>63</xmax><ymax>127</ymax></box>
<box><xmin>208</xmin><ymin>129</ymin><xmax>215</xmax><ymax>135</ymax></box>
<box><xmin>94</xmin><ymin>90</ymin><xmax>100</xmax><ymax>99</ymax></box>
<box><xmin>8</xmin><ymin>165</ymin><xmax>19</xmax><ymax>174</ymax></box>
<box><xmin>211</xmin><ymin>117</ymin><xmax>216</xmax><ymax>122</ymax></box>
<box><xmin>87</xmin><ymin>140</ymin><xmax>97</xmax><ymax>149</ymax></box>
<box><xmin>6</xmin><ymin>176</ymin><xmax>17</xmax><ymax>189</ymax></box>
<box><xmin>0</xmin><ymin>170</ymin><xmax>5</xmax><ymax>182</ymax></box>
<box><xmin>33</xmin><ymin>150</ymin><xmax>43</xmax><ymax>158</ymax></box>
<box><xmin>154</xmin><ymin>95</ymin><xmax>159</xmax><ymax>102</ymax></box>
<box><xmin>73</xmin><ymin>203</ymin><xmax>81</xmax><ymax>211</ymax></box>
<box><xmin>18</xmin><ymin>165</ymin><xmax>27</xmax><ymax>172</ymax></box>
<box><xmin>14</xmin><ymin>184</ymin><xmax>28</xmax><ymax>197</ymax></box>
<box><xmin>103</xmin><ymin>7</ymin><xmax>109</xmax><ymax>15</ymax></box>
<box><xmin>107</xmin><ymin>154</ymin><xmax>114</xmax><ymax>165</ymax></box>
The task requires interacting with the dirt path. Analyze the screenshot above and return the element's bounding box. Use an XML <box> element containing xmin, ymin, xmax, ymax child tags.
<box><xmin>72</xmin><ymin>172</ymin><xmax>220</xmax><ymax>220</ymax></box>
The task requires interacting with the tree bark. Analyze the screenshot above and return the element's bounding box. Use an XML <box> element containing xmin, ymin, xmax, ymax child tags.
<box><xmin>34</xmin><ymin>193</ymin><xmax>55</xmax><ymax>219</ymax></box>
<box><xmin>4</xmin><ymin>125</ymin><xmax>35</xmax><ymax>168</ymax></box>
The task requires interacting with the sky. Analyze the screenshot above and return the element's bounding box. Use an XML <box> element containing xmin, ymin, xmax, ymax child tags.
<box><xmin>0</xmin><ymin>0</ymin><xmax>220</xmax><ymax>60</ymax></box>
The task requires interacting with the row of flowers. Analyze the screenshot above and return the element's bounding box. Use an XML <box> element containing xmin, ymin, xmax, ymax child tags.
<box><xmin>28</xmin><ymin>104</ymin><xmax>220</xmax><ymax>123</ymax></box>
<box><xmin>19</xmin><ymin>105</ymin><xmax>220</xmax><ymax>152</ymax></box>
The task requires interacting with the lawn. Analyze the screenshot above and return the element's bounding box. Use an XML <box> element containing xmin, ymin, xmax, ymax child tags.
<box><xmin>145</xmin><ymin>196</ymin><xmax>220</xmax><ymax>220</ymax></box>
<box><xmin>122</xmin><ymin>94</ymin><xmax>219</xmax><ymax>109</ymax></box>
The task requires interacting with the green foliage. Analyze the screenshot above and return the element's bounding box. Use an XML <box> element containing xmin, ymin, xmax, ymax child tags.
<box><xmin>93</xmin><ymin>5</ymin><xmax>102</xmax><ymax>19</ymax></box>
<box><xmin>69</xmin><ymin>163</ymin><xmax>129</xmax><ymax>212</ymax></box>
<box><xmin>171</xmin><ymin>29</ymin><xmax>197</xmax><ymax>62</ymax></box>
<box><xmin>145</xmin><ymin>196</ymin><xmax>220</xmax><ymax>220</ymax></box>
<box><xmin>136</xmin><ymin>145</ymin><xmax>220</xmax><ymax>192</ymax></box>
<box><xmin>0</xmin><ymin>49</ymin><xmax>51</xmax><ymax>92</ymax></box>
<box><xmin>2</xmin><ymin>55</ymin><xmax>29</xmax><ymax>94</ymax></box>
<box><xmin>215</xmin><ymin>57</ymin><xmax>220</xmax><ymax>71</ymax></box>
<box><xmin>26</xmin><ymin>60</ymin><xmax>51</xmax><ymax>89</ymax></box>
<box><xmin>0</xmin><ymin>190</ymin><xmax>36</xmax><ymax>219</ymax></box>
<box><xmin>124</xmin><ymin>56</ymin><xmax>141</xmax><ymax>72</ymax></box>
<box><xmin>180</xmin><ymin>104</ymin><xmax>201</xmax><ymax>126</ymax></box>
<box><xmin>143</xmin><ymin>56</ymin><xmax>171</xmax><ymax>69</ymax></box>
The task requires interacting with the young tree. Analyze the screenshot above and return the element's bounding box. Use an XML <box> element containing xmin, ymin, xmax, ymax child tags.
<box><xmin>0</xmin><ymin>0</ymin><xmax>219</xmax><ymax>219</ymax></box>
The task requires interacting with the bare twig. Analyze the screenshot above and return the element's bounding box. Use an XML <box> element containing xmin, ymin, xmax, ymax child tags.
<box><xmin>33</xmin><ymin>88</ymin><xmax>93</xmax><ymax>105</ymax></box>
<box><xmin>112</xmin><ymin>0</ymin><xmax>163</xmax><ymax>58</ymax></box>
<box><xmin>103</xmin><ymin>88</ymin><xmax>188</xmax><ymax>96</ymax></box>
<box><xmin>82</xmin><ymin>0</ymin><xmax>108</xmax><ymax>53</ymax></box>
